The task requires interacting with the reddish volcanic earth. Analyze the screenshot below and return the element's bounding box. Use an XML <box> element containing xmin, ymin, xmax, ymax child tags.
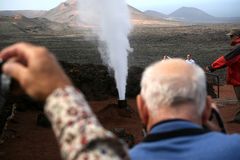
<box><xmin>0</xmin><ymin>85</ymin><xmax>239</xmax><ymax>160</ymax></box>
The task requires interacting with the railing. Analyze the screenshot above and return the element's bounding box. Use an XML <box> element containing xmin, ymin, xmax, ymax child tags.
<box><xmin>206</xmin><ymin>72</ymin><xmax>220</xmax><ymax>98</ymax></box>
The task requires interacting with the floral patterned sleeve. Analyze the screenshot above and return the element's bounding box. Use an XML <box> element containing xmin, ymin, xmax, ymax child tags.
<box><xmin>44</xmin><ymin>86</ymin><xmax>129</xmax><ymax>160</ymax></box>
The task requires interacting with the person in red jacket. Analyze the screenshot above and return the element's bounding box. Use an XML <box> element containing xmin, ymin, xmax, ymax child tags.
<box><xmin>206</xmin><ymin>29</ymin><xmax>240</xmax><ymax>122</ymax></box>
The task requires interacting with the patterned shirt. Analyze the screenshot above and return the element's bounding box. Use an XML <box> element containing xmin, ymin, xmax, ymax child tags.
<box><xmin>44</xmin><ymin>86</ymin><xmax>129</xmax><ymax>160</ymax></box>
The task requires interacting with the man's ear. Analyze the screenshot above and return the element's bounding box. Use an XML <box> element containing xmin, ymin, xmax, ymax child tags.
<box><xmin>202</xmin><ymin>96</ymin><xmax>212</xmax><ymax>124</ymax></box>
<box><xmin>136</xmin><ymin>95</ymin><xmax>149</xmax><ymax>126</ymax></box>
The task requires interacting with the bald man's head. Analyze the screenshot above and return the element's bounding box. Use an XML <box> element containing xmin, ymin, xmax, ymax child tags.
<box><xmin>140</xmin><ymin>58</ymin><xmax>207</xmax><ymax>115</ymax></box>
<box><xmin>152</xmin><ymin>59</ymin><xmax>194</xmax><ymax>78</ymax></box>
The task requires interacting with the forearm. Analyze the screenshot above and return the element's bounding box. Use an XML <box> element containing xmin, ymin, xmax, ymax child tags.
<box><xmin>208</xmin><ymin>56</ymin><xmax>227</xmax><ymax>72</ymax></box>
<box><xmin>209</xmin><ymin>46</ymin><xmax>240</xmax><ymax>71</ymax></box>
<box><xmin>44</xmin><ymin>86</ymin><xmax>128</xmax><ymax>160</ymax></box>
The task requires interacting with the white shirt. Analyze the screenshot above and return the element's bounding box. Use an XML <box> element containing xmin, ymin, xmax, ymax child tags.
<box><xmin>186</xmin><ymin>59</ymin><xmax>195</xmax><ymax>64</ymax></box>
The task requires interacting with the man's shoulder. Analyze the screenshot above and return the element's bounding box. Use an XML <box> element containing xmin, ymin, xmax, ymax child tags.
<box><xmin>129</xmin><ymin>132</ymin><xmax>240</xmax><ymax>160</ymax></box>
<box><xmin>130</xmin><ymin>132</ymin><xmax>240</xmax><ymax>152</ymax></box>
<box><xmin>205</xmin><ymin>132</ymin><xmax>240</xmax><ymax>147</ymax></box>
<box><xmin>232</xmin><ymin>45</ymin><xmax>240</xmax><ymax>54</ymax></box>
<box><xmin>205</xmin><ymin>132</ymin><xmax>240</xmax><ymax>158</ymax></box>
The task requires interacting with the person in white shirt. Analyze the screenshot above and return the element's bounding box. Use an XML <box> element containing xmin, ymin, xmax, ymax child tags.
<box><xmin>185</xmin><ymin>54</ymin><xmax>195</xmax><ymax>64</ymax></box>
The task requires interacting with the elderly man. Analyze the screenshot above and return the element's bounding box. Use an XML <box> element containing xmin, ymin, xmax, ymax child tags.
<box><xmin>130</xmin><ymin>59</ymin><xmax>240</xmax><ymax>160</ymax></box>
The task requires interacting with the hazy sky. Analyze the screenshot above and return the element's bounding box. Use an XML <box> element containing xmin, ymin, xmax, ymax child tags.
<box><xmin>0</xmin><ymin>0</ymin><xmax>239</xmax><ymax>17</ymax></box>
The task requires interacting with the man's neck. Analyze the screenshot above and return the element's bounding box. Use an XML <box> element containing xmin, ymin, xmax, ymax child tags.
<box><xmin>147</xmin><ymin>107</ymin><xmax>201</xmax><ymax>132</ymax></box>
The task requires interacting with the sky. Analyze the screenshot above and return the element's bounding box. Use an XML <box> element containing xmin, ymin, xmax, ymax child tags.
<box><xmin>0</xmin><ymin>0</ymin><xmax>239</xmax><ymax>17</ymax></box>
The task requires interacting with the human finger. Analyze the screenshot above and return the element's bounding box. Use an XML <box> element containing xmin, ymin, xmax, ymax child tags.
<box><xmin>3</xmin><ymin>61</ymin><xmax>28</xmax><ymax>84</ymax></box>
<box><xmin>0</xmin><ymin>42</ymin><xmax>34</xmax><ymax>61</ymax></box>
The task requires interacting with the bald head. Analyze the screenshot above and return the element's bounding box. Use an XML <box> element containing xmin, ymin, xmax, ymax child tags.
<box><xmin>151</xmin><ymin>59</ymin><xmax>194</xmax><ymax>78</ymax></box>
<box><xmin>140</xmin><ymin>58</ymin><xmax>207</xmax><ymax>115</ymax></box>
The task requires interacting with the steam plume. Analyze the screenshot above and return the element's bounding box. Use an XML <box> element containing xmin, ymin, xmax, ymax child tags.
<box><xmin>78</xmin><ymin>0</ymin><xmax>133</xmax><ymax>100</ymax></box>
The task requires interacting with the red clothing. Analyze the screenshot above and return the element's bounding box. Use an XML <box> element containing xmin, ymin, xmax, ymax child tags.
<box><xmin>208</xmin><ymin>38</ymin><xmax>240</xmax><ymax>86</ymax></box>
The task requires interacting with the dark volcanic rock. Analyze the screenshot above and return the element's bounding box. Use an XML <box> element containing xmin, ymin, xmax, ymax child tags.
<box><xmin>60</xmin><ymin>61</ymin><xmax>143</xmax><ymax>100</ymax></box>
<box><xmin>60</xmin><ymin>61</ymin><xmax>117</xmax><ymax>100</ymax></box>
<box><xmin>126</xmin><ymin>66</ymin><xmax>143</xmax><ymax>98</ymax></box>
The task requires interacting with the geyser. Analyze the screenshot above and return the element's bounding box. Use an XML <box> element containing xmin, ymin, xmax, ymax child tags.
<box><xmin>78</xmin><ymin>0</ymin><xmax>132</xmax><ymax>100</ymax></box>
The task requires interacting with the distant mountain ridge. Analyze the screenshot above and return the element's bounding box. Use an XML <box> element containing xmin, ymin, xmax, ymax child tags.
<box><xmin>144</xmin><ymin>10</ymin><xmax>168</xmax><ymax>19</ymax></box>
<box><xmin>2</xmin><ymin>2</ymin><xmax>238</xmax><ymax>27</ymax></box>
<box><xmin>0</xmin><ymin>15</ymin><xmax>70</xmax><ymax>34</ymax></box>
<box><xmin>169</xmin><ymin>7</ymin><xmax>215</xmax><ymax>22</ymax></box>
<box><xmin>145</xmin><ymin>7</ymin><xmax>240</xmax><ymax>24</ymax></box>
<box><xmin>42</xmin><ymin>0</ymin><xmax>79</xmax><ymax>26</ymax></box>
<box><xmin>41</xmin><ymin>0</ymin><xmax>180</xmax><ymax>27</ymax></box>
<box><xmin>0</xmin><ymin>10</ymin><xmax>46</xmax><ymax>18</ymax></box>
<box><xmin>0</xmin><ymin>0</ymin><xmax>181</xmax><ymax>27</ymax></box>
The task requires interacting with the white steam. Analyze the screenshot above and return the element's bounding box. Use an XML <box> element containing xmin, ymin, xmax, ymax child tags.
<box><xmin>78</xmin><ymin>0</ymin><xmax>133</xmax><ymax>100</ymax></box>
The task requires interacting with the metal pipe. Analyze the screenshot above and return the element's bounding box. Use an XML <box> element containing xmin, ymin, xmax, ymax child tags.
<box><xmin>118</xmin><ymin>99</ymin><xmax>127</xmax><ymax>108</ymax></box>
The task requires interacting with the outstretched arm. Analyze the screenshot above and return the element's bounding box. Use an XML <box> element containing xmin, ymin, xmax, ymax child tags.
<box><xmin>0</xmin><ymin>43</ymin><xmax>129</xmax><ymax>160</ymax></box>
<box><xmin>206</xmin><ymin>56</ymin><xmax>227</xmax><ymax>72</ymax></box>
<box><xmin>45</xmin><ymin>86</ymin><xmax>128</xmax><ymax>160</ymax></box>
<box><xmin>206</xmin><ymin>46</ymin><xmax>240</xmax><ymax>72</ymax></box>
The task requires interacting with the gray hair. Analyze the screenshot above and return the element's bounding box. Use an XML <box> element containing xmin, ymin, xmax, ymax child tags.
<box><xmin>140</xmin><ymin>59</ymin><xmax>207</xmax><ymax>115</ymax></box>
